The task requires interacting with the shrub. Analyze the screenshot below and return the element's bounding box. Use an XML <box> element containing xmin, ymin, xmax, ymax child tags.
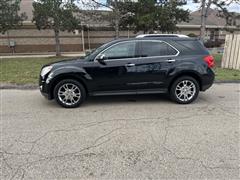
<box><xmin>187</xmin><ymin>33</ymin><xmax>198</xmax><ymax>37</ymax></box>
<box><xmin>204</xmin><ymin>40</ymin><xmax>224</xmax><ymax>48</ymax></box>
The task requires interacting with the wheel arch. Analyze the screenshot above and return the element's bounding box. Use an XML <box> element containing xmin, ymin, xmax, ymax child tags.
<box><xmin>168</xmin><ymin>71</ymin><xmax>203</xmax><ymax>91</ymax></box>
<box><xmin>49</xmin><ymin>74</ymin><xmax>89</xmax><ymax>99</ymax></box>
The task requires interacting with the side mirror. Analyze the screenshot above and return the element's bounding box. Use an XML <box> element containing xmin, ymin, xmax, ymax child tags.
<box><xmin>85</xmin><ymin>50</ymin><xmax>92</xmax><ymax>56</ymax></box>
<box><xmin>96</xmin><ymin>54</ymin><xmax>106</xmax><ymax>65</ymax></box>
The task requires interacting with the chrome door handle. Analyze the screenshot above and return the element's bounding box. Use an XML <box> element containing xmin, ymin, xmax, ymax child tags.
<box><xmin>125</xmin><ymin>63</ymin><xmax>135</xmax><ymax>67</ymax></box>
<box><xmin>165</xmin><ymin>59</ymin><xmax>176</xmax><ymax>62</ymax></box>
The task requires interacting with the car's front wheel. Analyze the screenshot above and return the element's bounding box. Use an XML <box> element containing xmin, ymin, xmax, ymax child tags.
<box><xmin>54</xmin><ymin>79</ymin><xmax>86</xmax><ymax>108</ymax></box>
<box><xmin>170</xmin><ymin>76</ymin><xmax>199</xmax><ymax>104</ymax></box>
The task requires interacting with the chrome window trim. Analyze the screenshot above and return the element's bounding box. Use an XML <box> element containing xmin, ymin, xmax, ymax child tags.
<box><xmin>94</xmin><ymin>40</ymin><xmax>180</xmax><ymax>62</ymax></box>
<box><xmin>136</xmin><ymin>34</ymin><xmax>189</xmax><ymax>38</ymax></box>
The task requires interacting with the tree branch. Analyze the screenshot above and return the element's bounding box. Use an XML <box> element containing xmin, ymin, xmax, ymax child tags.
<box><xmin>205</xmin><ymin>0</ymin><xmax>212</xmax><ymax>17</ymax></box>
<box><xmin>88</xmin><ymin>0</ymin><xmax>114</xmax><ymax>10</ymax></box>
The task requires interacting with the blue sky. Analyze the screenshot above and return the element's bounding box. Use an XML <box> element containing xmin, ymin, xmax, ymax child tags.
<box><xmin>95</xmin><ymin>0</ymin><xmax>240</xmax><ymax>12</ymax></box>
<box><xmin>182</xmin><ymin>0</ymin><xmax>240</xmax><ymax>12</ymax></box>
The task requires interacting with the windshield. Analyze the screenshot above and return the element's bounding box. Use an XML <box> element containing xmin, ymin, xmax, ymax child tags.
<box><xmin>84</xmin><ymin>42</ymin><xmax>111</xmax><ymax>61</ymax></box>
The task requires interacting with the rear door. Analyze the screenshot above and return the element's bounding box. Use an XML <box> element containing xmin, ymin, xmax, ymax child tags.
<box><xmin>131</xmin><ymin>40</ymin><xmax>179</xmax><ymax>90</ymax></box>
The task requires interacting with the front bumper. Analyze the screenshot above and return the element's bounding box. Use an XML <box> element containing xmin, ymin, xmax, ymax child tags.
<box><xmin>39</xmin><ymin>76</ymin><xmax>53</xmax><ymax>100</ymax></box>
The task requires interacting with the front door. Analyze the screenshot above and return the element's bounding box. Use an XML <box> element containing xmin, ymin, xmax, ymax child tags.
<box><xmin>85</xmin><ymin>40</ymin><xmax>141</xmax><ymax>92</ymax></box>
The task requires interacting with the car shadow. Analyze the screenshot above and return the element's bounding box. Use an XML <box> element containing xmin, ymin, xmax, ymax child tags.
<box><xmin>40</xmin><ymin>93</ymin><xmax>213</xmax><ymax>109</ymax></box>
<box><xmin>84</xmin><ymin>94</ymin><xmax>170</xmax><ymax>106</ymax></box>
<box><xmin>40</xmin><ymin>93</ymin><xmax>171</xmax><ymax>108</ymax></box>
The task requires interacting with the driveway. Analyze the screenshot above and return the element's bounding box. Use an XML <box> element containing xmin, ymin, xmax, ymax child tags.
<box><xmin>1</xmin><ymin>83</ymin><xmax>239</xmax><ymax>179</ymax></box>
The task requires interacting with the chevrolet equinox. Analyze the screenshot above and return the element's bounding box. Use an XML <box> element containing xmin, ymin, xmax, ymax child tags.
<box><xmin>39</xmin><ymin>35</ymin><xmax>215</xmax><ymax>108</ymax></box>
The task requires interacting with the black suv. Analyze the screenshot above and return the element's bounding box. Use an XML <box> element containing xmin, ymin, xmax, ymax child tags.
<box><xmin>39</xmin><ymin>36</ymin><xmax>215</xmax><ymax>108</ymax></box>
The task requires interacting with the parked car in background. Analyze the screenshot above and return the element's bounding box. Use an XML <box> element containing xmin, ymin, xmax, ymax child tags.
<box><xmin>39</xmin><ymin>35</ymin><xmax>215</xmax><ymax>108</ymax></box>
<box><xmin>204</xmin><ymin>39</ymin><xmax>224</xmax><ymax>48</ymax></box>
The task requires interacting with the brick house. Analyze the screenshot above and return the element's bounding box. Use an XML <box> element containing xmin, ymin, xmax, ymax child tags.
<box><xmin>0</xmin><ymin>0</ymin><xmax>239</xmax><ymax>54</ymax></box>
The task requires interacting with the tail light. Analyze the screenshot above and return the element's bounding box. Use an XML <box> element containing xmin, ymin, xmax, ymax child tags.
<box><xmin>204</xmin><ymin>55</ymin><xmax>215</xmax><ymax>68</ymax></box>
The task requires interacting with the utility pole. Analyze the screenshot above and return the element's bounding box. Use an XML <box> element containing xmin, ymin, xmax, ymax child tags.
<box><xmin>81</xmin><ymin>23</ymin><xmax>85</xmax><ymax>52</ymax></box>
<box><xmin>127</xmin><ymin>24</ymin><xmax>130</xmax><ymax>38</ymax></box>
<box><xmin>200</xmin><ymin>0</ymin><xmax>207</xmax><ymax>42</ymax></box>
<box><xmin>87</xmin><ymin>24</ymin><xmax>91</xmax><ymax>50</ymax></box>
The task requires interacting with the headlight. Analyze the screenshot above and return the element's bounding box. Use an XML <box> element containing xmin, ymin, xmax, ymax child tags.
<box><xmin>41</xmin><ymin>66</ymin><xmax>53</xmax><ymax>77</ymax></box>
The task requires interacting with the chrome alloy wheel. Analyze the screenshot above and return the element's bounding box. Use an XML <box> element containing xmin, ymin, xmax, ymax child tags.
<box><xmin>175</xmin><ymin>80</ymin><xmax>196</xmax><ymax>102</ymax></box>
<box><xmin>57</xmin><ymin>83</ymin><xmax>81</xmax><ymax>106</ymax></box>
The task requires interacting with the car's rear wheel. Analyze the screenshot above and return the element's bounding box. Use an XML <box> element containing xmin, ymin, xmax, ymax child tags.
<box><xmin>170</xmin><ymin>76</ymin><xmax>199</xmax><ymax>104</ymax></box>
<box><xmin>54</xmin><ymin>79</ymin><xmax>86</xmax><ymax>108</ymax></box>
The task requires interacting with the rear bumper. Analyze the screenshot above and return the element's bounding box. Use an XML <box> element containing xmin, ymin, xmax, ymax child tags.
<box><xmin>201</xmin><ymin>68</ymin><xmax>215</xmax><ymax>91</ymax></box>
<box><xmin>202</xmin><ymin>83</ymin><xmax>213</xmax><ymax>91</ymax></box>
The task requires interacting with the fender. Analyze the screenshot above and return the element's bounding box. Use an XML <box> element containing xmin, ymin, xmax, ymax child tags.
<box><xmin>47</xmin><ymin>66</ymin><xmax>92</xmax><ymax>82</ymax></box>
<box><xmin>168</xmin><ymin>57</ymin><xmax>207</xmax><ymax>77</ymax></box>
<box><xmin>166</xmin><ymin>60</ymin><xmax>206</xmax><ymax>88</ymax></box>
<box><xmin>45</xmin><ymin>66</ymin><xmax>92</xmax><ymax>97</ymax></box>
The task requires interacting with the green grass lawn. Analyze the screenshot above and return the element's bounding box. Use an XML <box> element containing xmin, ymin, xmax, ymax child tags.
<box><xmin>0</xmin><ymin>57</ymin><xmax>70</xmax><ymax>84</ymax></box>
<box><xmin>0</xmin><ymin>54</ymin><xmax>239</xmax><ymax>84</ymax></box>
<box><xmin>214</xmin><ymin>68</ymin><xmax>240</xmax><ymax>81</ymax></box>
<box><xmin>213</xmin><ymin>54</ymin><xmax>240</xmax><ymax>81</ymax></box>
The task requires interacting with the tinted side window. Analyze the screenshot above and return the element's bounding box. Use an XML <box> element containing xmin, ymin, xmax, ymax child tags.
<box><xmin>141</xmin><ymin>41</ymin><xmax>177</xmax><ymax>57</ymax></box>
<box><xmin>102</xmin><ymin>41</ymin><xmax>136</xmax><ymax>60</ymax></box>
<box><xmin>177</xmin><ymin>40</ymin><xmax>204</xmax><ymax>51</ymax></box>
<box><xmin>174</xmin><ymin>40</ymin><xmax>209</xmax><ymax>55</ymax></box>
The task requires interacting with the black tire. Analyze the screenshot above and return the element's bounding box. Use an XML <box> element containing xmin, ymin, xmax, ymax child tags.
<box><xmin>169</xmin><ymin>76</ymin><xmax>200</xmax><ymax>104</ymax></box>
<box><xmin>53</xmin><ymin>79</ymin><xmax>86</xmax><ymax>108</ymax></box>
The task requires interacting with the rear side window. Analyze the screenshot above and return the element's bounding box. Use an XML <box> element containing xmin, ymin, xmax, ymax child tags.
<box><xmin>140</xmin><ymin>41</ymin><xmax>178</xmax><ymax>57</ymax></box>
<box><xmin>175</xmin><ymin>40</ymin><xmax>209</xmax><ymax>55</ymax></box>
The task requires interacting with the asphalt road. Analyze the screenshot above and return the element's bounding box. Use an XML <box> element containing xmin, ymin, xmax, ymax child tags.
<box><xmin>1</xmin><ymin>83</ymin><xmax>239</xmax><ymax>179</ymax></box>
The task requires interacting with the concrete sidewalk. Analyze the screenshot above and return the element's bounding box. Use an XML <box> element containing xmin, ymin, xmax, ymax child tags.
<box><xmin>0</xmin><ymin>52</ymin><xmax>85</xmax><ymax>59</ymax></box>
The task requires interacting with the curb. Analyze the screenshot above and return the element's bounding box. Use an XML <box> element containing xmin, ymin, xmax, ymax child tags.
<box><xmin>1</xmin><ymin>81</ymin><xmax>240</xmax><ymax>90</ymax></box>
<box><xmin>214</xmin><ymin>80</ymin><xmax>240</xmax><ymax>84</ymax></box>
<box><xmin>0</xmin><ymin>83</ymin><xmax>38</xmax><ymax>90</ymax></box>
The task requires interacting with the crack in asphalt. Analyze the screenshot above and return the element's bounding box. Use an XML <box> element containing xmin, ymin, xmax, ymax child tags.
<box><xmin>2</xmin><ymin>111</ymin><xmax>239</xmax><ymax>179</ymax></box>
<box><xmin>1</xmin><ymin>86</ymin><xmax>239</xmax><ymax>179</ymax></box>
<box><xmin>5</xmin><ymin>127</ymin><xmax>122</xmax><ymax>179</ymax></box>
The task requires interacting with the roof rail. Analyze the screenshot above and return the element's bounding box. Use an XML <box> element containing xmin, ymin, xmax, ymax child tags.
<box><xmin>136</xmin><ymin>34</ymin><xmax>189</xmax><ymax>38</ymax></box>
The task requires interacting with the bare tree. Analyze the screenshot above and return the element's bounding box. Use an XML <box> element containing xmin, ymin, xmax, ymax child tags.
<box><xmin>193</xmin><ymin>0</ymin><xmax>240</xmax><ymax>41</ymax></box>
<box><xmin>78</xmin><ymin>0</ymin><xmax>134</xmax><ymax>38</ymax></box>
